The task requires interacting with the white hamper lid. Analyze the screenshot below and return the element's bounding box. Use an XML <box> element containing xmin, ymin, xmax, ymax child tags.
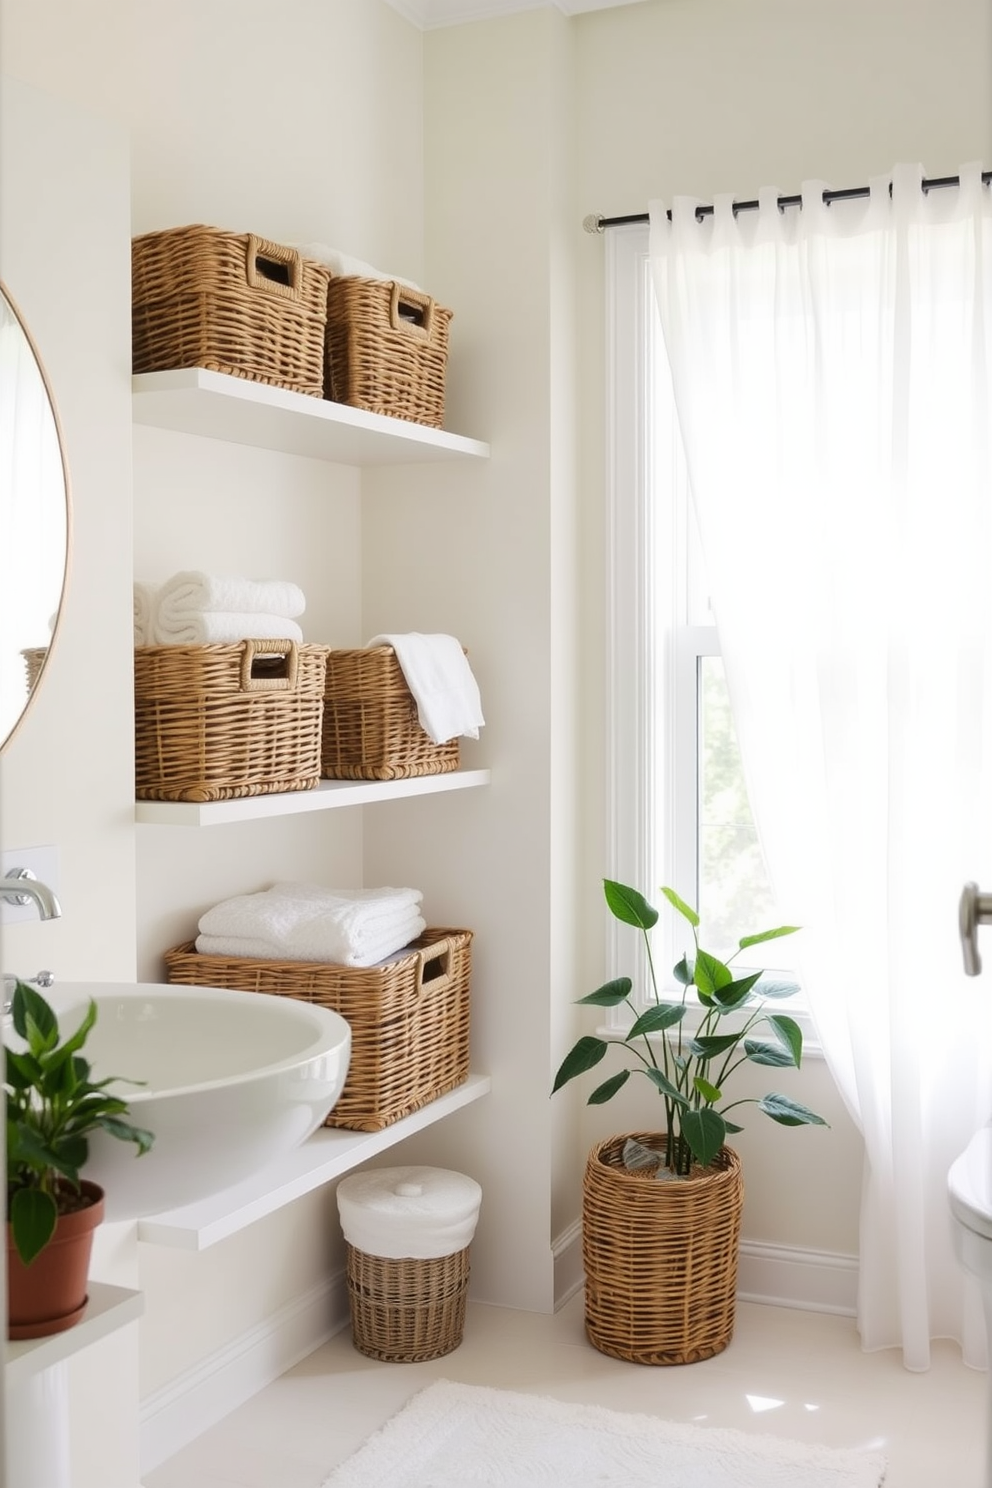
<box><xmin>336</xmin><ymin>1165</ymin><xmax>482</xmax><ymax>1259</ymax></box>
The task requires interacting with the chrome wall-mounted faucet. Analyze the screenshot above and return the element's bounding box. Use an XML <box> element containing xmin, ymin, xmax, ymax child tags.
<box><xmin>0</xmin><ymin>867</ymin><xmax>62</xmax><ymax>921</ymax></box>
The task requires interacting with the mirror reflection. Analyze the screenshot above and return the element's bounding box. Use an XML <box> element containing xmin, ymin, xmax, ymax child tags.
<box><xmin>0</xmin><ymin>283</ymin><xmax>69</xmax><ymax>749</ymax></box>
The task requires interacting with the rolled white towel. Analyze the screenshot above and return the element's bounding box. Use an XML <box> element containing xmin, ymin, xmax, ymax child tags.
<box><xmin>366</xmin><ymin>633</ymin><xmax>484</xmax><ymax>745</ymax></box>
<box><xmin>150</xmin><ymin>612</ymin><xmax>304</xmax><ymax>646</ymax></box>
<box><xmin>156</xmin><ymin>570</ymin><xmax>306</xmax><ymax>622</ymax></box>
<box><xmin>294</xmin><ymin>242</ymin><xmax>422</xmax><ymax>291</ymax></box>
<box><xmin>134</xmin><ymin>582</ymin><xmax>159</xmax><ymax>646</ymax></box>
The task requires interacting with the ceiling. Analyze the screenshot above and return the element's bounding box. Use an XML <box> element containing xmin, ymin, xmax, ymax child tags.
<box><xmin>385</xmin><ymin>0</ymin><xmax>648</xmax><ymax>28</ymax></box>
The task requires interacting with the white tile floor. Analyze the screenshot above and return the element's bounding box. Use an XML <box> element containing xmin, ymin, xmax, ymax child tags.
<box><xmin>144</xmin><ymin>1293</ymin><xmax>988</xmax><ymax>1488</ymax></box>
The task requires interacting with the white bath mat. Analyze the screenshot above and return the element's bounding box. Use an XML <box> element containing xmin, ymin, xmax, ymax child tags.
<box><xmin>321</xmin><ymin>1378</ymin><xmax>887</xmax><ymax>1487</ymax></box>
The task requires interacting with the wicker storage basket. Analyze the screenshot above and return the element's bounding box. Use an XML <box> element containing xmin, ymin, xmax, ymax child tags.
<box><xmin>162</xmin><ymin>927</ymin><xmax>473</xmax><ymax>1131</ymax></box>
<box><xmin>324</xmin><ymin>277</ymin><xmax>452</xmax><ymax>428</ymax></box>
<box><xmin>582</xmin><ymin>1133</ymin><xmax>744</xmax><ymax>1366</ymax></box>
<box><xmin>21</xmin><ymin>647</ymin><xmax>48</xmax><ymax>694</ymax></box>
<box><xmin>321</xmin><ymin>646</ymin><xmax>460</xmax><ymax>781</ymax></box>
<box><xmin>135</xmin><ymin>640</ymin><xmax>329</xmax><ymax>802</ymax></box>
<box><xmin>132</xmin><ymin>225</ymin><xmax>330</xmax><ymax>398</ymax></box>
<box><xmin>345</xmin><ymin>1244</ymin><xmax>469</xmax><ymax>1362</ymax></box>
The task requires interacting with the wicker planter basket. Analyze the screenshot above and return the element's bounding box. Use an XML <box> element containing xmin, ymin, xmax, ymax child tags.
<box><xmin>582</xmin><ymin>1133</ymin><xmax>744</xmax><ymax>1366</ymax></box>
<box><xmin>345</xmin><ymin>1244</ymin><xmax>470</xmax><ymax>1362</ymax></box>
<box><xmin>324</xmin><ymin>277</ymin><xmax>452</xmax><ymax>428</ymax></box>
<box><xmin>132</xmin><ymin>225</ymin><xmax>330</xmax><ymax>398</ymax></box>
<box><xmin>134</xmin><ymin>640</ymin><xmax>329</xmax><ymax>802</ymax></box>
<box><xmin>162</xmin><ymin>927</ymin><xmax>472</xmax><ymax>1131</ymax></box>
<box><xmin>321</xmin><ymin>646</ymin><xmax>460</xmax><ymax>781</ymax></box>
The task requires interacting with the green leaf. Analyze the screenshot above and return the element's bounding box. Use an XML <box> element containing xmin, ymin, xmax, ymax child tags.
<box><xmin>723</xmin><ymin>1118</ymin><xmax>744</xmax><ymax>1133</ymax></box>
<box><xmin>744</xmin><ymin>1039</ymin><xmax>796</xmax><ymax>1067</ymax></box>
<box><xmin>50</xmin><ymin>1133</ymin><xmax>89</xmax><ymax>1175</ymax></box>
<box><xmin>587</xmin><ymin>1070</ymin><xmax>630</xmax><ymax>1104</ymax></box>
<box><xmin>681</xmin><ymin>1107</ymin><xmax>727</xmax><ymax>1168</ymax></box>
<box><xmin>693</xmin><ymin>1075</ymin><xmax>722</xmax><ymax>1103</ymax></box>
<box><xmin>551</xmin><ymin>1036</ymin><xmax>608</xmax><ymax>1094</ymax></box>
<box><xmin>738</xmin><ymin>925</ymin><xmax>800</xmax><ymax>951</ymax></box>
<box><xmin>660</xmin><ymin>886</ymin><xmax>699</xmax><ymax>927</ymax></box>
<box><xmin>693</xmin><ymin>949</ymin><xmax>733</xmax><ymax>995</ymax></box>
<box><xmin>644</xmin><ymin>1068</ymin><xmax>690</xmax><ymax>1105</ymax></box>
<box><xmin>11</xmin><ymin>981</ymin><xmax>59</xmax><ymax>1051</ymax></box>
<box><xmin>56</xmin><ymin>1000</ymin><xmax>98</xmax><ymax>1061</ymax></box>
<box><xmin>688</xmin><ymin>1033</ymin><xmax>741</xmax><ymax>1059</ymax></box>
<box><xmin>710</xmin><ymin>971</ymin><xmax>762</xmax><ymax>1010</ymax></box>
<box><xmin>672</xmin><ymin>955</ymin><xmax>693</xmax><ymax>985</ymax></box>
<box><xmin>603</xmin><ymin>880</ymin><xmax>658</xmax><ymax>930</ymax></box>
<box><xmin>9</xmin><ymin>1187</ymin><xmax>58</xmax><ymax>1267</ymax></box>
<box><xmin>758</xmin><ymin>1093</ymin><xmax>829</xmax><ymax>1127</ymax></box>
<box><xmin>765</xmin><ymin>1014</ymin><xmax>803</xmax><ymax>1067</ymax></box>
<box><xmin>2</xmin><ymin>1047</ymin><xmax>41</xmax><ymax>1092</ymax></box>
<box><xmin>753</xmin><ymin>978</ymin><xmax>801</xmax><ymax>1000</ymax></box>
<box><xmin>577</xmin><ymin>978</ymin><xmax>632</xmax><ymax>1007</ymax></box>
<box><xmin>628</xmin><ymin>1003</ymin><xmax>686</xmax><ymax>1039</ymax></box>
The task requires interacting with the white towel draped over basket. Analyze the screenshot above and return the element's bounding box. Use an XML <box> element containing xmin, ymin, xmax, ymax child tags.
<box><xmin>366</xmin><ymin>632</ymin><xmax>485</xmax><ymax>745</ymax></box>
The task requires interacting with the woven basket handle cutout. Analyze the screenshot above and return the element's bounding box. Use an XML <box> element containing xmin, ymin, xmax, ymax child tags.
<box><xmin>238</xmin><ymin>638</ymin><xmax>300</xmax><ymax>693</ymax></box>
<box><xmin>245</xmin><ymin>235</ymin><xmax>304</xmax><ymax>302</ymax></box>
<box><xmin>389</xmin><ymin>282</ymin><xmax>434</xmax><ymax>342</ymax></box>
<box><xmin>416</xmin><ymin>938</ymin><xmax>453</xmax><ymax>993</ymax></box>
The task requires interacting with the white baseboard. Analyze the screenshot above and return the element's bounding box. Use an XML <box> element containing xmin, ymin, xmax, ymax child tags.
<box><xmin>139</xmin><ymin>1270</ymin><xmax>350</xmax><ymax>1474</ymax></box>
<box><xmin>553</xmin><ymin>1217</ymin><xmax>584</xmax><ymax>1309</ymax></box>
<box><xmin>737</xmin><ymin>1239</ymin><xmax>859</xmax><ymax>1316</ymax></box>
<box><xmin>553</xmin><ymin>1223</ymin><xmax>858</xmax><ymax>1318</ymax></box>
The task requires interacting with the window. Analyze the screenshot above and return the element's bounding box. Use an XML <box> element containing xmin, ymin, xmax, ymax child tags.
<box><xmin>606</xmin><ymin>223</ymin><xmax>797</xmax><ymax>1004</ymax></box>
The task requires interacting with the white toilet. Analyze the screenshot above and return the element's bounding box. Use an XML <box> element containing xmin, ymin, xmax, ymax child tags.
<box><xmin>949</xmin><ymin>1122</ymin><xmax>992</xmax><ymax>1488</ymax></box>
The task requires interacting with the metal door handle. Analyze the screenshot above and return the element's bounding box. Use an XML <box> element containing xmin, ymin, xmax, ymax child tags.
<box><xmin>959</xmin><ymin>882</ymin><xmax>992</xmax><ymax>975</ymax></box>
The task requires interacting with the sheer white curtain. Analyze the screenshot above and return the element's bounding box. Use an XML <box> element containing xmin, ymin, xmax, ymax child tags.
<box><xmin>649</xmin><ymin>163</ymin><xmax>992</xmax><ymax>1370</ymax></box>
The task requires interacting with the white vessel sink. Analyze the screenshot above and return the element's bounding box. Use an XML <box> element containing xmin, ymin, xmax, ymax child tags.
<box><xmin>42</xmin><ymin>981</ymin><xmax>351</xmax><ymax>1220</ymax></box>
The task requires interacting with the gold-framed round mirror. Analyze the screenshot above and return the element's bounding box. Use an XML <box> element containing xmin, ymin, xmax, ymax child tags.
<box><xmin>0</xmin><ymin>281</ymin><xmax>70</xmax><ymax>750</ymax></box>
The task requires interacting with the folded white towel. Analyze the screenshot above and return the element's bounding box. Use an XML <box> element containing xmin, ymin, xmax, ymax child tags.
<box><xmin>195</xmin><ymin>921</ymin><xmax>425</xmax><ymax>968</ymax></box>
<box><xmin>196</xmin><ymin>884</ymin><xmax>426</xmax><ymax>967</ymax></box>
<box><xmin>150</xmin><ymin>611</ymin><xmax>304</xmax><ymax>646</ymax></box>
<box><xmin>156</xmin><ymin>570</ymin><xmax>306</xmax><ymax>622</ymax></box>
<box><xmin>134</xmin><ymin>582</ymin><xmax>159</xmax><ymax>646</ymax></box>
<box><xmin>294</xmin><ymin>242</ymin><xmax>422</xmax><ymax>291</ymax></box>
<box><xmin>366</xmin><ymin>634</ymin><xmax>484</xmax><ymax>746</ymax></box>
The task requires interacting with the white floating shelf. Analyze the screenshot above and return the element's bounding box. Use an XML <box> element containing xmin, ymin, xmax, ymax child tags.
<box><xmin>136</xmin><ymin>1073</ymin><xmax>491</xmax><ymax>1251</ymax></box>
<box><xmin>132</xmin><ymin>368</ymin><xmax>490</xmax><ymax>466</ymax></box>
<box><xmin>134</xmin><ymin>767</ymin><xmax>491</xmax><ymax>826</ymax></box>
<box><xmin>5</xmin><ymin>1283</ymin><xmax>143</xmax><ymax>1386</ymax></box>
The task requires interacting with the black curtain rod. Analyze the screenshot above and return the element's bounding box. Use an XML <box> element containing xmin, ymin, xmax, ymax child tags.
<box><xmin>583</xmin><ymin>170</ymin><xmax>992</xmax><ymax>232</ymax></box>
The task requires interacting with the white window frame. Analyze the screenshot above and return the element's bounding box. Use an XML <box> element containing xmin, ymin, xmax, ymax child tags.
<box><xmin>606</xmin><ymin>221</ymin><xmax>703</xmax><ymax>998</ymax></box>
<box><xmin>605</xmin><ymin>222</ymin><xmax>817</xmax><ymax>1047</ymax></box>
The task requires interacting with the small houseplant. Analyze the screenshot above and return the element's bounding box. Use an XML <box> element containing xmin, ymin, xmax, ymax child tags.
<box><xmin>552</xmin><ymin>881</ymin><xmax>827</xmax><ymax>1365</ymax></box>
<box><xmin>5</xmin><ymin>979</ymin><xmax>154</xmax><ymax>1337</ymax></box>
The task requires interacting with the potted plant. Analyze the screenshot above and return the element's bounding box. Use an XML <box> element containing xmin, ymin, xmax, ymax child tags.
<box><xmin>4</xmin><ymin>979</ymin><xmax>154</xmax><ymax>1339</ymax></box>
<box><xmin>552</xmin><ymin>881</ymin><xmax>827</xmax><ymax>1366</ymax></box>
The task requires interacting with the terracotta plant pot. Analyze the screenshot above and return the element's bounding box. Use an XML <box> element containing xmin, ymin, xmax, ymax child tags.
<box><xmin>6</xmin><ymin>1180</ymin><xmax>105</xmax><ymax>1340</ymax></box>
<box><xmin>582</xmin><ymin>1133</ymin><xmax>744</xmax><ymax>1366</ymax></box>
